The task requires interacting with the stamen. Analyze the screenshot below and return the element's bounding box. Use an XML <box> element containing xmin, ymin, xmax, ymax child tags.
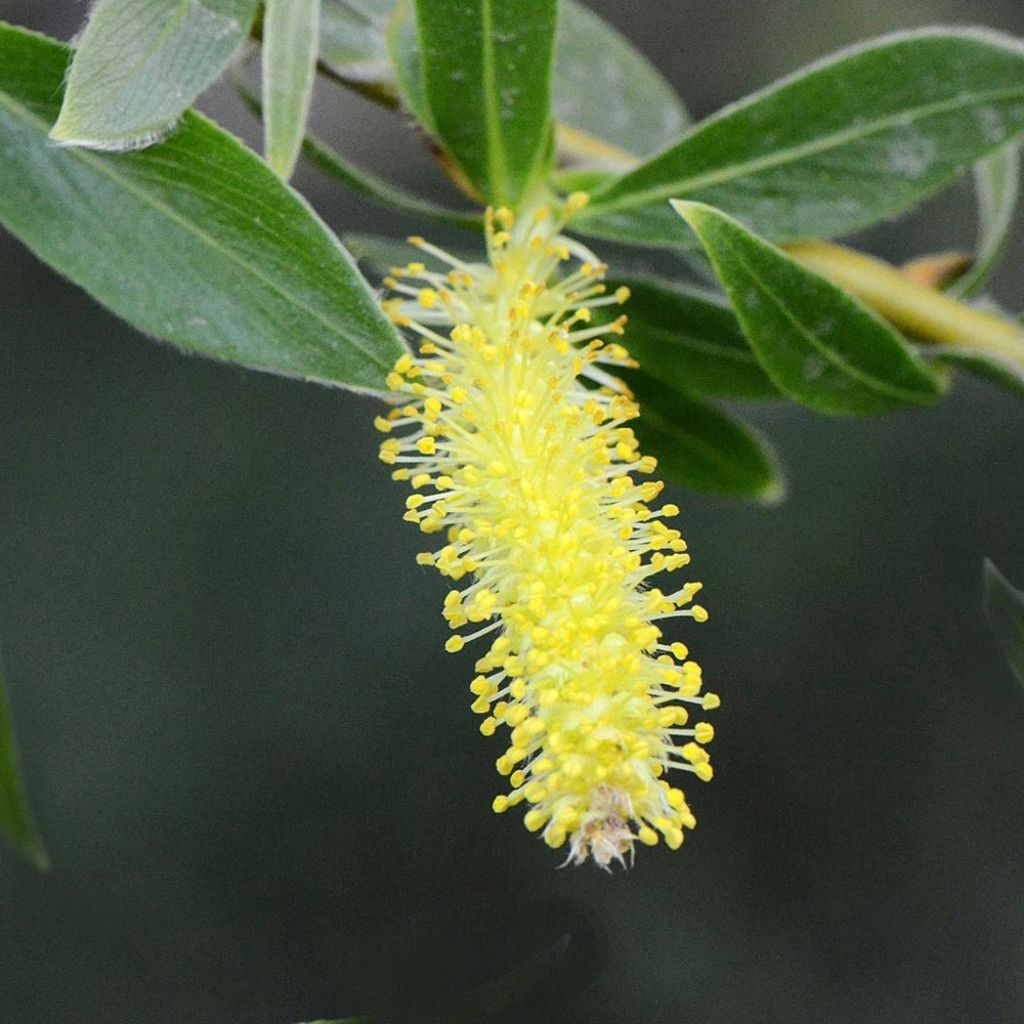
<box><xmin>377</xmin><ymin>194</ymin><xmax>716</xmax><ymax>866</ymax></box>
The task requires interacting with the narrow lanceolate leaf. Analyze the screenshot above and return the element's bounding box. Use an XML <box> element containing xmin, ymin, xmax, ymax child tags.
<box><xmin>0</xmin><ymin>24</ymin><xmax>404</xmax><ymax>394</ymax></box>
<box><xmin>949</xmin><ymin>143</ymin><xmax>1021</xmax><ymax>298</ymax></box>
<box><xmin>578</xmin><ymin>29</ymin><xmax>1024</xmax><ymax>246</ymax></box>
<box><xmin>674</xmin><ymin>202</ymin><xmax>945</xmax><ymax>415</ymax></box>
<box><xmin>554</xmin><ymin>0</ymin><xmax>688</xmax><ymax>163</ymax></box>
<box><xmin>0</xmin><ymin>654</ymin><xmax>48</xmax><ymax>871</ymax></box>
<box><xmin>927</xmin><ymin>348</ymin><xmax>1024</xmax><ymax>401</ymax></box>
<box><xmin>625</xmin><ymin>372</ymin><xmax>785</xmax><ymax>502</ymax></box>
<box><xmin>983</xmin><ymin>559</ymin><xmax>1024</xmax><ymax>686</ymax></box>
<box><xmin>414</xmin><ymin>0</ymin><xmax>558</xmax><ymax>205</ymax></box>
<box><xmin>614</xmin><ymin>276</ymin><xmax>780</xmax><ymax>401</ymax></box>
<box><xmin>263</xmin><ymin>0</ymin><xmax>321</xmax><ymax>179</ymax></box>
<box><xmin>50</xmin><ymin>0</ymin><xmax>258</xmax><ymax>150</ymax></box>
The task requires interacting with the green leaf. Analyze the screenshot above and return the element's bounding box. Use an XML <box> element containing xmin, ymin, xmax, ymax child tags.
<box><xmin>291</xmin><ymin>911</ymin><xmax>592</xmax><ymax>1024</ymax></box>
<box><xmin>949</xmin><ymin>143</ymin><xmax>1021</xmax><ymax>298</ymax></box>
<box><xmin>674</xmin><ymin>201</ymin><xmax>946</xmax><ymax>415</ymax></box>
<box><xmin>0</xmin><ymin>653</ymin><xmax>49</xmax><ymax>871</ymax></box>
<box><xmin>0</xmin><ymin>23</ymin><xmax>404</xmax><ymax>394</ymax></box>
<box><xmin>983</xmin><ymin>559</ymin><xmax>1024</xmax><ymax>686</ymax></box>
<box><xmin>385</xmin><ymin>0</ymin><xmax>431</xmax><ymax>124</ymax></box>
<box><xmin>232</xmin><ymin>76</ymin><xmax>481</xmax><ymax>227</ymax></box>
<box><xmin>614</xmin><ymin>275</ymin><xmax>781</xmax><ymax>401</ymax></box>
<box><xmin>319</xmin><ymin>0</ymin><xmax>393</xmax><ymax>82</ymax></box>
<box><xmin>578</xmin><ymin>29</ymin><xmax>1024</xmax><ymax>247</ymax></box>
<box><xmin>553</xmin><ymin>0</ymin><xmax>688</xmax><ymax>161</ymax></box>
<box><xmin>50</xmin><ymin>0</ymin><xmax>258</xmax><ymax>150</ymax></box>
<box><xmin>263</xmin><ymin>0</ymin><xmax>321</xmax><ymax>179</ymax></box>
<box><xmin>626</xmin><ymin>372</ymin><xmax>785</xmax><ymax>501</ymax></box>
<box><xmin>927</xmin><ymin>347</ymin><xmax>1024</xmax><ymax>400</ymax></box>
<box><xmin>389</xmin><ymin>0</ymin><xmax>683</xmax><ymax>173</ymax></box>
<box><xmin>414</xmin><ymin>0</ymin><xmax>558</xmax><ymax>205</ymax></box>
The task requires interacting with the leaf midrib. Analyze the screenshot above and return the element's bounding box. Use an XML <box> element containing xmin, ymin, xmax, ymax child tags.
<box><xmin>714</xmin><ymin>228</ymin><xmax>937</xmax><ymax>403</ymax></box>
<box><xmin>589</xmin><ymin>82</ymin><xmax>1024</xmax><ymax>215</ymax></box>
<box><xmin>479</xmin><ymin>0</ymin><xmax>508</xmax><ymax>204</ymax></box>
<box><xmin>0</xmin><ymin>88</ymin><xmax>392</xmax><ymax>376</ymax></box>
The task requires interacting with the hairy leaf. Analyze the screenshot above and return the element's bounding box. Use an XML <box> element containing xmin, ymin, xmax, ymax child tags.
<box><xmin>578</xmin><ymin>29</ymin><xmax>1024</xmax><ymax>246</ymax></box>
<box><xmin>983</xmin><ymin>559</ymin><xmax>1024</xmax><ymax>686</ymax></box>
<box><xmin>413</xmin><ymin>0</ymin><xmax>557</xmax><ymax>205</ymax></box>
<box><xmin>263</xmin><ymin>0</ymin><xmax>321</xmax><ymax>179</ymax></box>
<box><xmin>674</xmin><ymin>201</ymin><xmax>945</xmax><ymax>415</ymax></box>
<box><xmin>0</xmin><ymin>655</ymin><xmax>48</xmax><ymax>871</ymax></box>
<box><xmin>0</xmin><ymin>23</ymin><xmax>404</xmax><ymax>394</ymax></box>
<box><xmin>50</xmin><ymin>0</ymin><xmax>258</xmax><ymax>149</ymax></box>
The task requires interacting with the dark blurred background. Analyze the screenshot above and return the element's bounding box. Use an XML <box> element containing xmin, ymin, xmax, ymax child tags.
<box><xmin>3</xmin><ymin>2</ymin><xmax>1024</xmax><ymax>1022</ymax></box>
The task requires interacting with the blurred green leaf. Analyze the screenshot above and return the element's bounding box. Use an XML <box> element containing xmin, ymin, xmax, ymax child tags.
<box><xmin>0</xmin><ymin>654</ymin><xmax>49</xmax><ymax>871</ymax></box>
<box><xmin>554</xmin><ymin>0</ymin><xmax>688</xmax><ymax>161</ymax></box>
<box><xmin>614</xmin><ymin>275</ymin><xmax>781</xmax><ymax>401</ymax></box>
<box><xmin>50</xmin><ymin>0</ymin><xmax>258</xmax><ymax>149</ymax></box>
<box><xmin>291</xmin><ymin>916</ymin><xmax>588</xmax><ymax>1024</ymax></box>
<box><xmin>414</xmin><ymin>0</ymin><xmax>557</xmax><ymax>205</ymax></box>
<box><xmin>0</xmin><ymin>23</ymin><xmax>404</xmax><ymax>394</ymax></box>
<box><xmin>949</xmin><ymin>143</ymin><xmax>1021</xmax><ymax>299</ymax></box>
<box><xmin>625</xmin><ymin>372</ymin><xmax>785</xmax><ymax>502</ymax></box>
<box><xmin>341</xmin><ymin>0</ymin><xmax>395</xmax><ymax>19</ymax></box>
<box><xmin>263</xmin><ymin>0</ymin><xmax>321</xmax><ymax>179</ymax></box>
<box><xmin>296</xmin><ymin>1019</ymin><xmax>368</xmax><ymax>1024</ymax></box>
<box><xmin>927</xmin><ymin>348</ymin><xmax>1024</xmax><ymax>400</ymax></box>
<box><xmin>983</xmin><ymin>559</ymin><xmax>1024</xmax><ymax>686</ymax></box>
<box><xmin>674</xmin><ymin>201</ymin><xmax>945</xmax><ymax>415</ymax></box>
<box><xmin>578</xmin><ymin>29</ymin><xmax>1024</xmax><ymax>247</ymax></box>
<box><xmin>385</xmin><ymin>0</ymin><xmax>431</xmax><ymax>123</ymax></box>
<box><xmin>320</xmin><ymin>0</ymin><xmax>393</xmax><ymax>82</ymax></box>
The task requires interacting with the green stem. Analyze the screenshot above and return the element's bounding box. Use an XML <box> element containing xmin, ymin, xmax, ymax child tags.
<box><xmin>785</xmin><ymin>240</ymin><xmax>1024</xmax><ymax>365</ymax></box>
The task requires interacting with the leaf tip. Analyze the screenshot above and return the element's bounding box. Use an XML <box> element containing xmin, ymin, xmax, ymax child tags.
<box><xmin>668</xmin><ymin>198</ymin><xmax>705</xmax><ymax>223</ymax></box>
<box><xmin>756</xmin><ymin>473</ymin><xmax>788</xmax><ymax>507</ymax></box>
<box><xmin>24</xmin><ymin>840</ymin><xmax>51</xmax><ymax>873</ymax></box>
<box><xmin>982</xmin><ymin>555</ymin><xmax>1010</xmax><ymax>599</ymax></box>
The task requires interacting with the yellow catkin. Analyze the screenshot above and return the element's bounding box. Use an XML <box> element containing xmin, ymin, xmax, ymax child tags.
<box><xmin>376</xmin><ymin>194</ymin><xmax>717</xmax><ymax>868</ymax></box>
